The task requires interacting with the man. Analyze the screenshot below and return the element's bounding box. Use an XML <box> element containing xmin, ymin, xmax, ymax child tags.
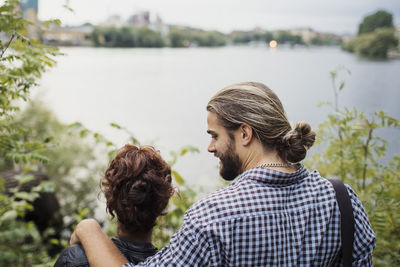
<box><xmin>71</xmin><ymin>82</ymin><xmax>376</xmax><ymax>266</ymax></box>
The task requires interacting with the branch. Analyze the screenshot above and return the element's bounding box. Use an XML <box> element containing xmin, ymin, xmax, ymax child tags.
<box><xmin>362</xmin><ymin>127</ymin><xmax>373</xmax><ymax>189</ymax></box>
<box><xmin>0</xmin><ymin>33</ymin><xmax>15</xmax><ymax>59</ymax></box>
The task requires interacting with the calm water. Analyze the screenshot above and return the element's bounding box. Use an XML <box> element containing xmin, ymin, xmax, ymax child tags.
<box><xmin>36</xmin><ymin>46</ymin><xmax>400</xmax><ymax>188</ymax></box>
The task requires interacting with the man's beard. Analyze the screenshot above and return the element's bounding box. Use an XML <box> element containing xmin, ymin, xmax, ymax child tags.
<box><xmin>217</xmin><ymin>141</ymin><xmax>243</xmax><ymax>181</ymax></box>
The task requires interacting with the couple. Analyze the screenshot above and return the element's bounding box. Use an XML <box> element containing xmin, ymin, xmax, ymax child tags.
<box><xmin>57</xmin><ymin>82</ymin><xmax>376</xmax><ymax>266</ymax></box>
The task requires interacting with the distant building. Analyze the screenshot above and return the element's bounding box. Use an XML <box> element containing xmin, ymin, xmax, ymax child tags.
<box><xmin>20</xmin><ymin>0</ymin><xmax>39</xmax><ymax>37</ymax></box>
<box><xmin>20</xmin><ymin>0</ymin><xmax>38</xmax><ymax>12</ymax></box>
<box><xmin>127</xmin><ymin>11</ymin><xmax>150</xmax><ymax>27</ymax></box>
<box><xmin>289</xmin><ymin>28</ymin><xmax>343</xmax><ymax>45</ymax></box>
<box><xmin>41</xmin><ymin>24</ymin><xmax>94</xmax><ymax>46</ymax></box>
<box><xmin>288</xmin><ymin>28</ymin><xmax>316</xmax><ymax>43</ymax></box>
<box><xmin>152</xmin><ymin>14</ymin><xmax>169</xmax><ymax>36</ymax></box>
<box><xmin>101</xmin><ymin>10</ymin><xmax>168</xmax><ymax>36</ymax></box>
<box><xmin>101</xmin><ymin>15</ymin><xmax>124</xmax><ymax>27</ymax></box>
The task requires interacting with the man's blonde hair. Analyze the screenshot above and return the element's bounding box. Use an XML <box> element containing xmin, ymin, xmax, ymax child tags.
<box><xmin>206</xmin><ymin>82</ymin><xmax>315</xmax><ymax>163</ymax></box>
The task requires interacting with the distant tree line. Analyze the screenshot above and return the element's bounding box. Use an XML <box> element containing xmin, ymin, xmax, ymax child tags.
<box><xmin>342</xmin><ymin>10</ymin><xmax>399</xmax><ymax>59</ymax></box>
<box><xmin>167</xmin><ymin>27</ymin><xmax>227</xmax><ymax>47</ymax></box>
<box><xmin>90</xmin><ymin>26</ymin><xmax>342</xmax><ymax>48</ymax></box>
<box><xmin>229</xmin><ymin>31</ymin><xmax>274</xmax><ymax>44</ymax></box>
<box><xmin>91</xmin><ymin>27</ymin><xmax>165</xmax><ymax>47</ymax></box>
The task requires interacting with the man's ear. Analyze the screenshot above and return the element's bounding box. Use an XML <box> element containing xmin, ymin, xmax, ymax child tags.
<box><xmin>239</xmin><ymin>123</ymin><xmax>253</xmax><ymax>146</ymax></box>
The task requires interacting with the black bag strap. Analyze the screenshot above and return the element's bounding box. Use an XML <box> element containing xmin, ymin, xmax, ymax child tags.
<box><xmin>328</xmin><ymin>179</ymin><xmax>355</xmax><ymax>267</ymax></box>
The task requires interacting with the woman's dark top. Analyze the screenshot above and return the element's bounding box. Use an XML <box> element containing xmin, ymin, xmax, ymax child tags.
<box><xmin>53</xmin><ymin>236</ymin><xmax>158</xmax><ymax>267</ymax></box>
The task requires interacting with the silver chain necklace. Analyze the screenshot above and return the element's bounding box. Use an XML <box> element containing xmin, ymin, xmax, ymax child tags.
<box><xmin>258</xmin><ymin>163</ymin><xmax>292</xmax><ymax>168</ymax></box>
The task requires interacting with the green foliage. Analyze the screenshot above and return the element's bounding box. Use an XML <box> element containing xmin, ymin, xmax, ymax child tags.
<box><xmin>229</xmin><ymin>31</ymin><xmax>274</xmax><ymax>45</ymax></box>
<box><xmin>305</xmin><ymin>68</ymin><xmax>400</xmax><ymax>266</ymax></box>
<box><xmin>0</xmin><ymin>0</ymin><xmax>59</xmax><ymax>168</ymax></box>
<box><xmin>342</xmin><ymin>10</ymin><xmax>398</xmax><ymax>59</ymax></box>
<box><xmin>275</xmin><ymin>30</ymin><xmax>304</xmax><ymax>45</ymax></box>
<box><xmin>152</xmin><ymin>146</ymin><xmax>199</xmax><ymax>248</ymax></box>
<box><xmin>310</xmin><ymin>35</ymin><xmax>342</xmax><ymax>46</ymax></box>
<box><xmin>167</xmin><ymin>27</ymin><xmax>227</xmax><ymax>47</ymax></box>
<box><xmin>0</xmin><ymin>1</ymin><xmax>95</xmax><ymax>265</ymax></box>
<box><xmin>91</xmin><ymin>26</ymin><xmax>164</xmax><ymax>47</ymax></box>
<box><xmin>92</xmin><ymin>25</ymin><xmax>228</xmax><ymax>48</ymax></box>
<box><xmin>0</xmin><ymin>0</ymin><xmax>63</xmax><ymax>264</ymax></box>
<box><xmin>0</xmin><ymin>98</ymin><xmax>102</xmax><ymax>265</ymax></box>
<box><xmin>0</xmin><ymin>2</ymin><xmax>59</xmax><ymax>118</ymax></box>
<box><xmin>358</xmin><ymin>10</ymin><xmax>394</xmax><ymax>35</ymax></box>
<box><xmin>342</xmin><ymin>28</ymin><xmax>398</xmax><ymax>59</ymax></box>
<box><xmin>12</xmin><ymin>100</ymin><xmax>101</xmax><ymax>230</ymax></box>
<box><xmin>167</xmin><ymin>28</ymin><xmax>188</xmax><ymax>47</ymax></box>
<box><xmin>89</xmin><ymin>25</ymin><xmax>345</xmax><ymax>48</ymax></box>
<box><xmin>0</xmin><ymin>177</ymin><xmax>55</xmax><ymax>267</ymax></box>
<box><xmin>192</xmin><ymin>30</ymin><xmax>227</xmax><ymax>47</ymax></box>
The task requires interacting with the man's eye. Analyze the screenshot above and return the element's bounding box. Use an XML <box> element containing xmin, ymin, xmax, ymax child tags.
<box><xmin>212</xmin><ymin>136</ymin><xmax>217</xmax><ymax>140</ymax></box>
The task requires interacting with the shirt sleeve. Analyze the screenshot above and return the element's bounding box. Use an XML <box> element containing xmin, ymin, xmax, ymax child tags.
<box><xmin>54</xmin><ymin>244</ymin><xmax>90</xmax><ymax>267</ymax></box>
<box><xmin>123</xmin><ymin>214</ymin><xmax>211</xmax><ymax>267</ymax></box>
<box><xmin>345</xmin><ymin>185</ymin><xmax>376</xmax><ymax>267</ymax></box>
<box><xmin>53</xmin><ymin>248</ymin><xmax>68</xmax><ymax>267</ymax></box>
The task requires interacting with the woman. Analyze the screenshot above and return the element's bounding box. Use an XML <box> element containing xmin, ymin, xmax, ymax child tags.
<box><xmin>54</xmin><ymin>144</ymin><xmax>174</xmax><ymax>266</ymax></box>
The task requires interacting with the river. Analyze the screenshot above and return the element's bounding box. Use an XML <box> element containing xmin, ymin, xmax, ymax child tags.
<box><xmin>36</xmin><ymin>46</ymin><xmax>400</xmax><ymax>188</ymax></box>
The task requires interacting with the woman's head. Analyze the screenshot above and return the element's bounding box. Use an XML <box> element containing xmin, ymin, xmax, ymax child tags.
<box><xmin>206</xmin><ymin>82</ymin><xmax>316</xmax><ymax>163</ymax></box>
<box><xmin>101</xmin><ymin>144</ymin><xmax>174</xmax><ymax>235</ymax></box>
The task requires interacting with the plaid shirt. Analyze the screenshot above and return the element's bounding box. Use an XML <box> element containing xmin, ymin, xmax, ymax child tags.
<box><xmin>124</xmin><ymin>165</ymin><xmax>376</xmax><ymax>266</ymax></box>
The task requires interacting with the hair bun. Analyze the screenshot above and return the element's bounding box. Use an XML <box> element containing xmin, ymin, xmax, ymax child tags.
<box><xmin>127</xmin><ymin>180</ymin><xmax>150</xmax><ymax>205</ymax></box>
<box><xmin>279</xmin><ymin>121</ymin><xmax>316</xmax><ymax>163</ymax></box>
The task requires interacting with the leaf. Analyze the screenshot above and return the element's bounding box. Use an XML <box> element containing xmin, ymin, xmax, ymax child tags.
<box><xmin>40</xmin><ymin>181</ymin><xmax>55</xmax><ymax>193</ymax></box>
<box><xmin>0</xmin><ymin>210</ymin><xmax>18</xmax><ymax>223</ymax></box>
<box><xmin>183</xmin><ymin>145</ymin><xmax>199</xmax><ymax>154</ymax></box>
<box><xmin>42</xmin><ymin>19</ymin><xmax>61</xmax><ymax>28</ymax></box>
<box><xmin>130</xmin><ymin>136</ymin><xmax>139</xmax><ymax>145</ymax></box>
<box><xmin>13</xmin><ymin>31</ymin><xmax>31</xmax><ymax>45</ymax></box>
<box><xmin>316</xmin><ymin>101</ymin><xmax>331</xmax><ymax>108</ymax></box>
<box><xmin>30</xmin><ymin>153</ymin><xmax>49</xmax><ymax>163</ymax></box>
<box><xmin>180</xmin><ymin>148</ymin><xmax>188</xmax><ymax>156</ymax></box>
<box><xmin>172</xmin><ymin>170</ymin><xmax>184</xmax><ymax>185</ymax></box>
<box><xmin>78</xmin><ymin>207</ymin><xmax>89</xmax><ymax>218</ymax></box>
<box><xmin>168</xmin><ymin>151</ymin><xmax>178</xmax><ymax>166</ymax></box>
<box><xmin>14</xmin><ymin>192</ymin><xmax>39</xmax><ymax>202</ymax></box>
<box><xmin>62</xmin><ymin>4</ymin><xmax>75</xmax><ymax>13</ymax></box>
<box><xmin>110</xmin><ymin>122</ymin><xmax>121</xmax><ymax>129</ymax></box>
<box><xmin>106</xmin><ymin>141</ymin><xmax>114</xmax><ymax>147</ymax></box>
<box><xmin>43</xmin><ymin>136</ymin><xmax>53</xmax><ymax>143</ymax></box>
<box><xmin>80</xmin><ymin>129</ymin><xmax>89</xmax><ymax>138</ymax></box>
<box><xmin>68</xmin><ymin>121</ymin><xmax>83</xmax><ymax>132</ymax></box>
<box><xmin>50</xmin><ymin>238</ymin><xmax>60</xmax><ymax>245</ymax></box>
<box><xmin>338</xmin><ymin>81</ymin><xmax>345</xmax><ymax>91</ymax></box>
<box><xmin>108</xmin><ymin>149</ymin><xmax>118</xmax><ymax>160</ymax></box>
<box><xmin>0</xmin><ymin>178</ymin><xmax>5</xmax><ymax>191</ymax></box>
<box><xmin>17</xmin><ymin>174</ymin><xmax>34</xmax><ymax>186</ymax></box>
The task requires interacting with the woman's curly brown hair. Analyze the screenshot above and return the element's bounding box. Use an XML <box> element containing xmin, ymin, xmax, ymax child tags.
<box><xmin>101</xmin><ymin>144</ymin><xmax>174</xmax><ymax>234</ymax></box>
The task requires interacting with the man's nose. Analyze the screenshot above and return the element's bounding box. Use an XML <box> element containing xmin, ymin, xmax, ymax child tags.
<box><xmin>208</xmin><ymin>142</ymin><xmax>215</xmax><ymax>153</ymax></box>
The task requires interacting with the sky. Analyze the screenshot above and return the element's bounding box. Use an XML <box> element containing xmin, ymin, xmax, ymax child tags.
<box><xmin>38</xmin><ymin>0</ymin><xmax>400</xmax><ymax>35</ymax></box>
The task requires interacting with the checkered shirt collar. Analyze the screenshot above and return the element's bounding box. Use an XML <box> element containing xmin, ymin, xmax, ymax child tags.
<box><xmin>238</xmin><ymin>164</ymin><xmax>309</xmax><ymax>186</ymax></box>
